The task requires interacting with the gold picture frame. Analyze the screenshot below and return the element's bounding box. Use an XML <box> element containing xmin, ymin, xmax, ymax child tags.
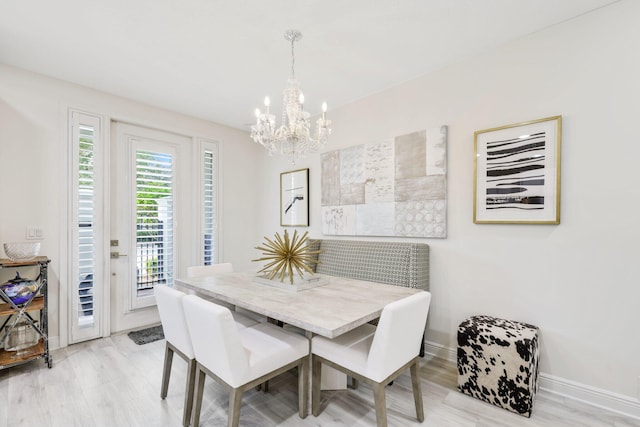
<box><xmin>280</xmin><ymin>168</ymin><xmax>309</xmax><ymax>227</ymax></box>
<box><xmin>474</xmin><ymin>116</ymin><xmax>562</xmax><ymax>224</ymax></box>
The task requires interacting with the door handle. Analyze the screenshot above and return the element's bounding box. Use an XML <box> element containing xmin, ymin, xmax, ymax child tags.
<box><xmin>110</xmin><ymin>252</ymin><xmax>128</xmax><ymax>259</ymax></box>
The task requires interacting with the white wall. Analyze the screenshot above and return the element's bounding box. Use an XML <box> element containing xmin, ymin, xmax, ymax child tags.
<box><xmin>0</xmin><ymin>65</ymin><xmax>262</xmax><ymax>344</ymax></box>
<box><xmin>256</xmin><ymin>0</ymin><xmax>640</xmax><ymax>406</ymax></box>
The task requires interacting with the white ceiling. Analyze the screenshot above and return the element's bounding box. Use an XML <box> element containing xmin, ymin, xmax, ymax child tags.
<box><xmin>0</xmin><ymin>0</ymin><xmax>619</xmax><ymax>130</ymax></box>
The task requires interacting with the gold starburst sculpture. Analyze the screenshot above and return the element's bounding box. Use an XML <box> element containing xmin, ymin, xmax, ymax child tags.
<box><xmin>253</xmin><ymin>230</ymin><xmax>320</xmax><ymax>284</ymax></box>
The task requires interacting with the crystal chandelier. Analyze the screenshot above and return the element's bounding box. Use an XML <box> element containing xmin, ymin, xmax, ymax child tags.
<box><xmin>251</xmin><ymin>30</ymin><xmax>331</xmax><ymax>164</ymax></box>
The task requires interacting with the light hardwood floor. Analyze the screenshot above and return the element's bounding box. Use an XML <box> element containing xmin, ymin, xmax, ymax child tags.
<box><xmin>1</xmin><ymin>333</ymin><xmax>638</xmax><ymax>427</ymax></box>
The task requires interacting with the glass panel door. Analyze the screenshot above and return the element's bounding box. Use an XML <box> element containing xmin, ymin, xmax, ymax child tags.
<box><xmin>111</xmin><ymin>122</ymin><xmax>189</xmax><ymax>333</ymax></box>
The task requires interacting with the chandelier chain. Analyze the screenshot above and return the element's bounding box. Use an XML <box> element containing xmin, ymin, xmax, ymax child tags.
<box><xmin>290</xmin><ymin>37</ymin><xmax>296</xmax><ymax>79</ymax></box>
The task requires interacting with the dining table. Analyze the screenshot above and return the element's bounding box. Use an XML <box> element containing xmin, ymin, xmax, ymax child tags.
<box><xmin>174</xmin><ymin>271</ymin><xmax>423</xmax><ymax>339</ymax></box>
<box><xmin>175</xmin><ymin>270</ymin><xmax>425</xmax><ymax>399</ymax></box>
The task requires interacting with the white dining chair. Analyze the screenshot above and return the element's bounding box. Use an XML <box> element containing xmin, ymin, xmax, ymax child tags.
<box><xmin>186</xmin><ymin>262</ymin><xmax>233</xmax><ymax>277</ymax></box>
<box><xmin>187</xmin><ymin>262</ymin><xmax>266</xmax><ymax>324</ymax></box>
<box><xmin>182</xmin><ymin>294</ymin><xmax>310</xmax><ymax>427</ymax></box>
<box><xmin>154</xmin><ymin>285</ymin><xmax>257</xmax><ymax>427</ymax></box>
<box><xmin>311</xmin><ymin>291</ymin><xmax>432</xmax><ymax>427</ymax></box>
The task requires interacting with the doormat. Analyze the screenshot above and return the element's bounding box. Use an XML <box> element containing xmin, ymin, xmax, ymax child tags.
<box><xmin>127</xmin><ymin>325</ymin><xmax>164</xmax><ymax>345</ymax></box>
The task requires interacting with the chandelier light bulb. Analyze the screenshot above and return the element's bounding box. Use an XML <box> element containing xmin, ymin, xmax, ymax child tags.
<box><xmin>322</xmin><ymin>102</ymin><xmax>327</xmax><ymax>112</ymax></box>
<box><xmin>299</xmin><ymin>93</ymin><xmax>304</xmax><ymax>105</ymax></box>
<box><xmin>255</xmin><ymin>108</ymin><xmax>260</xmax><ymax>118</ymax></box>
<box><xmin>264</xmin><ymin>96</ymin><xmax>270</xmax><ymax>107</ymax></box>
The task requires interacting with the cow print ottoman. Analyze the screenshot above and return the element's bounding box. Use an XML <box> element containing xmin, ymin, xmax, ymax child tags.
<box><xmin>457</xmin><ymin>315</ymin><xmax>540</xmax><ymax>417</ymax></box>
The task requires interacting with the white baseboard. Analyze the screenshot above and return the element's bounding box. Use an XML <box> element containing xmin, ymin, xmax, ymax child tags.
<box><xmin>423</xmin><ymin>340</ymin><xmax>640</xmax><ymax>421</ymax></box>
<box><xmin>424</xmin><ymin>340</ymin><xmax>457</xmax><ymax>362</ymax></box>
<box><xmin>49</xmin><ymin>335</ymin><xmax>60</xmax><ymax>351</ymax></box>
<box><xmin>539</xmin><ymin>373</ymin><xmax>640</xmax><ymax>420</ymax></box>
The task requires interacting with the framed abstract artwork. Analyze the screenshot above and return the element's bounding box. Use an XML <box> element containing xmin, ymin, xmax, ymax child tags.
<box><xmin>281</xmin><ymin>168</ymin><xmax>309</xmax><ymax>227</ymax></box>
<box><xmin>474</xmin><ymin>116</ymin><xmax>562</xmax><ymax>224</ymax></box>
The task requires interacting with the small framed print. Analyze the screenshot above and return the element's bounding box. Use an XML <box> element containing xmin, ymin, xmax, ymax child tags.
<box><xmin>474</xmin><ymin>116</ymin><xmax>562</xmax><ymax>224</ymax></box>
<box><xmin>280</xmin><ymin>168</ymin><xmax>309</xmax><ymax>227</ymax></box>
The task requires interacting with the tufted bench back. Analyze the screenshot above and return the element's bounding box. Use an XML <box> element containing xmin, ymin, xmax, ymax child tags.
<box><xmin>307</xmin><ymin>239</ymin><xmax>429</xmax><ymax>291</ymax></box>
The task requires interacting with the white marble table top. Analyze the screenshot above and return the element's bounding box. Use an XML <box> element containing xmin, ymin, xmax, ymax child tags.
<box><xmin>175</xmin><ymin>272</ymin><xmax>422</xmax><ymax>338</ymax></box>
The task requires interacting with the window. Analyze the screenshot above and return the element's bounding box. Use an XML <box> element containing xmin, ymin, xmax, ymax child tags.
<box><xmin>69</xmin><ymin>110</ymin><xmax>104</xmax><ymax>343</ymax></box>
<box><xmin>77</xmin><ymin>124</ymin><xmax>96</xmax><ymax>323</ymax></box>
<box><xmin>200</xmin><ymin>141</ymin><xmax>218</xmax><ymax>265</ymax></box>
<box><xmin>135</xmin><ymin>149</ymin><xmax>174</xmax><ymax>294</ymax></box>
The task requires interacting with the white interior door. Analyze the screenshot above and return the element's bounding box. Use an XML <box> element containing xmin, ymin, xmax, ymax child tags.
<box><xmin>110</xmin><ymin>122</ymin><xmax>191</xmax><ymax>333</ymax></box>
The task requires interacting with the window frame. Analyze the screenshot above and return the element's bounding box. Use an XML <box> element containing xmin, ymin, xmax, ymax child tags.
<box><xmin>67</xmin><ymin>109</ymin><xmax>107</xmax><ymax>344</ymax></box>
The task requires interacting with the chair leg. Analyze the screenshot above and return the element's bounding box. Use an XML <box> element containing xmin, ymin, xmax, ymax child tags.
<box><xmin>350</xmin><ymin>377</ymin><xmax>359</xmax><ymax>389</ymax></box>
<box><xmin>161</xmin><ymin>342</ymin><xmax>174</xmax><ymax>399</ymax></box>
<box><xmin>298</xmin><ymin>357</ymin><xmax>309</xmax><ymax>418</ymax></box>
<box><xmin>372</xmin><ymin>382</ymin><xmax>388</xmax><ymax>427</ymax></box>
<box><xmin>192</xmin><ymin>367</ymin><xmax>206</xmax><ymax>427</ymax></box>
<box><xmin>311</xmin><ymin>356</ymin><xmax>322</xmax><ymax>417</ymax></box>
<box><xmin>410</xmin><ymin>361</ymin><xmax>424</xmax><ymax>422</ymax></box>
<box><xmin>228</xmin><ymin>388</ymin><xmax>244</xmax><ymax>427</ymax></box>
<box><xmin>183</xmin><ymin>358</ymin><xmax>197</xmax><ymax>427</ymax></box>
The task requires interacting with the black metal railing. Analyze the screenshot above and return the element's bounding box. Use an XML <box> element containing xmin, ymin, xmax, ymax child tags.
<box><xmin>136</xmin><ymin>222</ymin><xmax>170</xmax><ymax>291</ymax></box>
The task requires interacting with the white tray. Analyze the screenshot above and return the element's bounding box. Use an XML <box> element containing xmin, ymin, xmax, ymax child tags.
<box><xmin>253</xmin><ymin>274</ymin><xmax>329</xmax><ymax>292</ymax></box>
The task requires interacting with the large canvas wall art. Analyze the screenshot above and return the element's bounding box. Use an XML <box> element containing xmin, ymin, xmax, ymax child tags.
<box><xmin>321</xmin><ymin>126</ymin><xmax>447</xmax><ymax>238</ymax></box>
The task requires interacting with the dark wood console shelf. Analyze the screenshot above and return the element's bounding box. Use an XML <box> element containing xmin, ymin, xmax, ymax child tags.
<box><xmin>0</xmin><ymin>257</ymin><xmax>52</xmax><ymax>370</ymax></box>
<box><xmin>0</xmin><ymin>296</ymin><xmax>44</xmax><ymax>316</ymax></box>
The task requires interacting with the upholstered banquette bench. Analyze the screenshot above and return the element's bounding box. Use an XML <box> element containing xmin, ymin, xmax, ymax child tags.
<box><xmin>307</xmin><ymin>239</ymin><xmax>430</xmax><ymax>355</ymax></box>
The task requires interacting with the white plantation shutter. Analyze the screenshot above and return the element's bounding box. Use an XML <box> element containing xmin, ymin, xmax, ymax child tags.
<box><xmin>203</xmin><ymin>149</ymin><xmax>215</xmax><ymax>265</ymax></box>
<box><xmin>77</xmin><ymin>124</ymin><xmax>96</xmax><ymax>322</ymax></box>
<box><xmin>70</xmin><ymin>110</ymin><xmax>104</xmax><ymax>343</ymax></box>
<box><xmin>135</xmin><ymin>150</ymin><xmax>174</xmax><ymax>293</ymax></box>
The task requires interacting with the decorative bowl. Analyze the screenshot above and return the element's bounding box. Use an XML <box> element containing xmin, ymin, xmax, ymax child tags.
<box><xmin>3</xmin><ymin>242</ymin><xmax>40</xmax><ymax>262</ymax></box>
<box><xmin>1</xmin><ymin>272</ymin><xmax>38</xmax><ymax>305</ymax></box>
